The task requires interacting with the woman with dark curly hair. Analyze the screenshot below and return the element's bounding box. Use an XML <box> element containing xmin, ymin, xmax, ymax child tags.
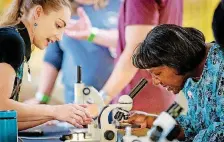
<box><xmin>126</xmin><ymin>24</ymin><xmax>224</xmax><ymax>141</ymax></box>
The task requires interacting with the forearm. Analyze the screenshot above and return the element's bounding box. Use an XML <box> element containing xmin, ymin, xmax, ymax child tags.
<box><xmin>92</xmin><ymin>28</ymin><xmax>118</xmax><ymax>48</ymax></box>
<box><xmin>18</xmin><ymin>118</ymin><xmax>52</xmax><ymax>131</ymax></box>
<box><xmin>37</xmin><ymin>62</ymin><xmax>59</xmax><ymax>97</ymax></box>
<box><xmin>102</xmin><ymin>47</ymin><xmax>138</xmax><ymax>100</ymax></box>
<box><xmin>102</xmin><ymin>25</ymin><xmax>154</xmax><ymax>102</ymax></box>
<box><xmin>0</xmin><ymin>99</ymin><xmax>55</xmax><ymax>122</ymax></box>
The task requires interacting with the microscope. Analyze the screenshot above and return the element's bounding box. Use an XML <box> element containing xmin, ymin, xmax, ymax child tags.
<box><xmin>74</xmin><ymin>66</ymin><xmax>105</xmax><ymax>110</ymax></box>
<box><xmin>123</xmin><ymin>102</ymin><xmax>183</xmax><ymax>142</ymax></box>
<box><xmin>61</xmin><ymin>78</ymin><xmax>148</xmax><ymax>142</ymax></box>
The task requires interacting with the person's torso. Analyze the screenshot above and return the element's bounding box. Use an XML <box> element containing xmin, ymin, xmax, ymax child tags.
<box><xmin>183</xmin><ymin>43</ymin><xmax>224</xmax><ymax>132</ymax></box>
<box><xmin>117</xmin><ymin>0</ymin><xmax>183</xmax><ymax>55</ymax></box>
<box><xmin>58</xmin><ymin>0</ymin><xmax>121</xmax><ymax>102</ymax></box>
<box><xmin>0</xmin><ymin>26</ymin><xmax>31</xmax><ymax>101</ymax></box>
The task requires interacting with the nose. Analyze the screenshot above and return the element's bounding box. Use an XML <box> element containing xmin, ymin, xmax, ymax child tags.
<box><xmin>152</xmin><ymin>77</ymin><xmax>160</xmax><ymax>86</ymax></box>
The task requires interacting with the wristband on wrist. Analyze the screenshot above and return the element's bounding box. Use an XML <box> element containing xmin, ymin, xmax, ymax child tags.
<box><xmin>87</xmin><ymin>27</ymin><xmax>99</xmax><ymax>42</ymax></box>
<box><xmin>35</xmin><ymin>92</ymin><xmax>50</xmax><ymax>104</ymax></box>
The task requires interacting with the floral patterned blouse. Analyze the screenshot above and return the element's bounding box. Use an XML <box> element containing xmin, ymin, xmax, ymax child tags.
<box><xmin>176</xmin><ymin>43</ymin><xmax>224</xmax><ymax>142</ymax></box>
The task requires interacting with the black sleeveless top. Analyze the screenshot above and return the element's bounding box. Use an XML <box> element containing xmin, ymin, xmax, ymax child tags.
<box><xmin>0</xmin><ymin>23</ymin><xmax>31</xmax><ymax>101</ymax></box>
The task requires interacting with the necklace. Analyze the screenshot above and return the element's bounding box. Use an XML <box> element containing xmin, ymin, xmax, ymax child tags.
<box><xmin>15</xmin><ymin>28</ymin><xmax>32</xmax><ymax>82</ymax></box>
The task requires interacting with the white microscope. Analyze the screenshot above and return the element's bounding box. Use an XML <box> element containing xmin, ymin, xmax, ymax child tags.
<box><xmin>123</xmin><ymin>102</ymin><xmax>183</xmax><ymax>142</ymax></box>
<box><xmin>74</xmin><ymin>66</ymin><xmax>105</xmax><ymax>110</ymax></box>
<box><xmin>61</xmin><ymin>78</ymin><xmax>148</xmax><ymax>142</ymax></box>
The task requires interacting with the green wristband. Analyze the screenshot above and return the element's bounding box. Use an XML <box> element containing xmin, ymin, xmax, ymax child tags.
<box><xmin>87</xmin><ymin>27</ymin><xmax>99</xmax><ymax>42</ymax></box>
<box><xmin>87</xmin><ymin>33</ymin><xmax>96</xmax><ymax>42</ymax></box>
<box><xmin>41</xmin><ymin>95</ymin><xmax>50</xmax><ymax>104</ymax></box>
<box><xmin>35</xmin><ymin>92</ymin><xmax>50</xmax><ymax>104</ymax></box>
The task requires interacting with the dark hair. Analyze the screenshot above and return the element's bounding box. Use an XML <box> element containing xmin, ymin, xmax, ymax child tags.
<box><xmin>212</xmin><ymin>1</ymin><xmax>224</xmax><ymax>47</ymax></box>
<box><xmin>132</xmin><ymin>24</ymin><xmax>207</xmax><ymax>75</ymax></box>
<box><xmin>0</xmin><ymin>0</ymin><xmax>72</xmax><ymax>27</ymax></box>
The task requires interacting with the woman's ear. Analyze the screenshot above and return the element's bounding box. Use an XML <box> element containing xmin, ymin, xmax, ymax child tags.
<box><xmin>33</xmin><ymin>5</ymin><xmax>43</xmax><ymax>20</ymax></box>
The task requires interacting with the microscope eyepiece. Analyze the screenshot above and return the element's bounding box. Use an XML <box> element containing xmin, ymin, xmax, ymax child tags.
<box><xmin>77</xmin><ymin>66</ymin><xmax>82</xmax><ymax>83</ymax></box>
<box><xmin>128</xmin><ymin>78</ymin><xmax>148</xmax><ymax>99</ymax></box>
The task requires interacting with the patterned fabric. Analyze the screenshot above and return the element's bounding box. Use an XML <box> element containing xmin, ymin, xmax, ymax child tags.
<box><xmin>10</xmin><ymin>63</ymin><xmax>24</xmax><ymax>101</ymax></box>
<box><xmin>176</xmin><ymin>43</ymin><xmax>224</xmax><ymax>142</ymax></box>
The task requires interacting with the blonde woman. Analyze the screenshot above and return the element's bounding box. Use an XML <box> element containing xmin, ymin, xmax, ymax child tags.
<box><xmin>0</xmin><ymin>0</ymin><xmax>92</xmax><ymax>130</ymax></box>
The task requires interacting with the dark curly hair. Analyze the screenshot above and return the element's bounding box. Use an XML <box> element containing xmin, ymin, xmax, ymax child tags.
<box><xmin>132</xmin><ymin>24</ymin><xmax>207</xmax><ymax>75</ymax></box>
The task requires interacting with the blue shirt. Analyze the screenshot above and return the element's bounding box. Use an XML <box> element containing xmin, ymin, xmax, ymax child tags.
<box><xmin>44</xmin><ymin>0</ymin><xmax>121</xmax><ymax>103</ymax></box>
<box><xmin>176</xmin><ymin>43</ymin><xmax>224</xmax><ymax>141</ymax></box>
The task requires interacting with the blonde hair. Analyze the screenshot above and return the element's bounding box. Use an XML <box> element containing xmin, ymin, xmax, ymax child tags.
<box><xmin>0</xmin><ymin>0</ymin><xmax>72</xmax><ymax>27</ymax></box>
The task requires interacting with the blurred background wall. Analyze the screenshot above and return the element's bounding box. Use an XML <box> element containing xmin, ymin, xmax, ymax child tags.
<box><xmin>0</xmin><ymin>0</ymin><xmax>221</xmax><ymax>107</ymax></box>
<box><xmin>183</xmin><ymin>0</ymin><xmax>219</xmax><ymax>42</ymax></box>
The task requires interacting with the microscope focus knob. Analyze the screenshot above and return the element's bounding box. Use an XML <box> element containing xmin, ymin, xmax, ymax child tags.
<box><xmin>83</xmin><ymin>87</ymin><xmax>91</xmax><ymax>95</ymax></box>
<box><xmin>104</xmin><ymin>130</ymin><xmax>115</xmax><ymax>141</ymax></box>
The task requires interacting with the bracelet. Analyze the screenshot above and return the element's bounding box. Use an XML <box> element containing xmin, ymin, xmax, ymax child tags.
<box><xmin>87</xmin><ymin>27</ymin><xmax>99</xmax><ymax>42</ymax></box>
<box><xmin>35</xmin><ymin>92</ymin><xmax>50</xmax><ymax>104</ymax></box>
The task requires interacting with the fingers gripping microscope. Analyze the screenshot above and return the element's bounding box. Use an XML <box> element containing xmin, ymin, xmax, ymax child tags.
<box><xmin>61</xmin><ymin>66</ymin><xmax>148</xmax><ymax>142</ymax></box>
<box><xmin>123</xmin><ymin>102</ymin><xmax>184</xmax><ymax>142</ymax></box>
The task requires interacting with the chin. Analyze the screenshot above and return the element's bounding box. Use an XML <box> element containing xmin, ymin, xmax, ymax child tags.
<box><xmin>39</xmin><ymin>45</ymin><xmax>47</xmax><ymax>50</ymax></box>
<box><xmin>173</xmin><ymin>90</ymin><xmax>180</xmax><ymax>94</ymax></box>
<box><xmin>171</xmin><ymin>88</ymin><xmax>182</xmax><ymax>94</ymax></box>
<box><xmin>34</xmin><ymin>43</ymin><xmax>47</xmax><ymax>50</ymax></box>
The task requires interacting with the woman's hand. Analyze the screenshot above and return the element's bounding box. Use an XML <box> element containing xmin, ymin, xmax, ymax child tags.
<box><xmin>65</xmin><ymin>7</ymin><xmax>92</xmax><ymax>40</ymax></box>
<box><xmin>52</xmin><ymin>104</ymin><xmax>93</xmax><ymax>128</ymax></box>
<box><xmin>124</xmin><ymin>111</ymin><xmax>157</xmax><ymax>129</ymax></box>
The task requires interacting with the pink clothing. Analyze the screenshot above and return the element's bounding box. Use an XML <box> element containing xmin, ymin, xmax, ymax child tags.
<box><xmin>114</xmin><ymin>0</ymin><xmax>183</xmax><ymax>113</ymax></box>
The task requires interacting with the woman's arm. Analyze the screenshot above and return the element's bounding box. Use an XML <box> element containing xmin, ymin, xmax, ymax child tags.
<box><xmin>0</xmin><ymin>63</ymin><xmax>92</xmax><ymax>130</ymax></box>
<box><xmin>0</xmin><ymin>63</ymin><xmax>54</xmax><ymax>120</ymax></box>
<box><xmin>64</xmin><ymin>8</ymin><xmax>118</xmax><ymax>48</ymax></box>
<box><xmin>18</xmin><ymin>118</ymin><xmax>52</xmax><ymax>131</ymax></box>
<box><xmin>90</xmin><ymin>28</ymin><xmax>118</xmax><ymax>48</ymax></box>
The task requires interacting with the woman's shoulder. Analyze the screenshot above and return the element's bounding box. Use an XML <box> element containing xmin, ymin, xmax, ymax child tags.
<box><xmin>204</xmin><ymin>43</ymin><xmax>224</xmax><ymax>90</ymax></box>
<box><xmin>0</xmin><ymin>27</ymin><xmax>24</xmax><ymax>47</ymax></box>
<box><xmin>209</xmin><ymin>43</ymin><xmax>224</xmax><ymax>58</ymax></box>
<box><xmin>182</xmin><ymin>43</ymin><xmax>223</xmax><ymax>96</ymax></box>
<box><xmin>0</xmin><ymin>27</ymin><xmax>25</xmax><ymax>72</ymax></box>
<box><xmin>206</xmin><ymin>43</ymin><xmax>224</xmax><ymax>68</ymax></box>
<box><xmin>0</xmin><ymin>26</ymin><xmax>22</xmax><ymax>40</ymax></box>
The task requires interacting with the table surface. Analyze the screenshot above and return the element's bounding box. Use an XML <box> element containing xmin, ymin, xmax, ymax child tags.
<box><xmin>19</xmin><ymin>122</ymin><xmax>148</xmax><ymax>142</ymax></box>
<box><xmin>19</xmin><ymin>122</ymin><xmax>73</xmax><ymax>142</ymax></box>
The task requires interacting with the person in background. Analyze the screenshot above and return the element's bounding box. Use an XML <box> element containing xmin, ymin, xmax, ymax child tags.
<box><xmin>212</xmin><ymin>0</ymin><xmax>224</xmax><ymax>47</ymax></box>
<box><xmin>126</xmin><ymin>24</ymin><xmax>224</xmax><ymax>141</ymax></box>
<box><xmin>0</xmin><ymin>0</ymin><xmax>92</xmax><ymax>130</ymax></box>
<box><xmin>25</xmin><ymin>0</ymin><xmax>121</xmax><ymax>105</ymax></box>
<box><xmin>100</xmin><ymin>0</ymin><xmax>183</xmax><ymax>114</ymax></box>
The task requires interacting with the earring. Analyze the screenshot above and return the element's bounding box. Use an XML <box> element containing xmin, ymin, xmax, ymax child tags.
<box><xmin>34</xmin><ymin>23</ymin><xmax>38</xmax><ymax>27</ymax></box>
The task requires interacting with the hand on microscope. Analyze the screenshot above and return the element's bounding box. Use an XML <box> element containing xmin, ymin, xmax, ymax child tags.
<box><xmin>53</xmin><ymin>104</ymin><xmax>93</xmax><ymax>128</ymax></box>
<box><xmin>123</xmin><ymin>111</ymin><xmax>157</xmax><ymax>129</ymax></box>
